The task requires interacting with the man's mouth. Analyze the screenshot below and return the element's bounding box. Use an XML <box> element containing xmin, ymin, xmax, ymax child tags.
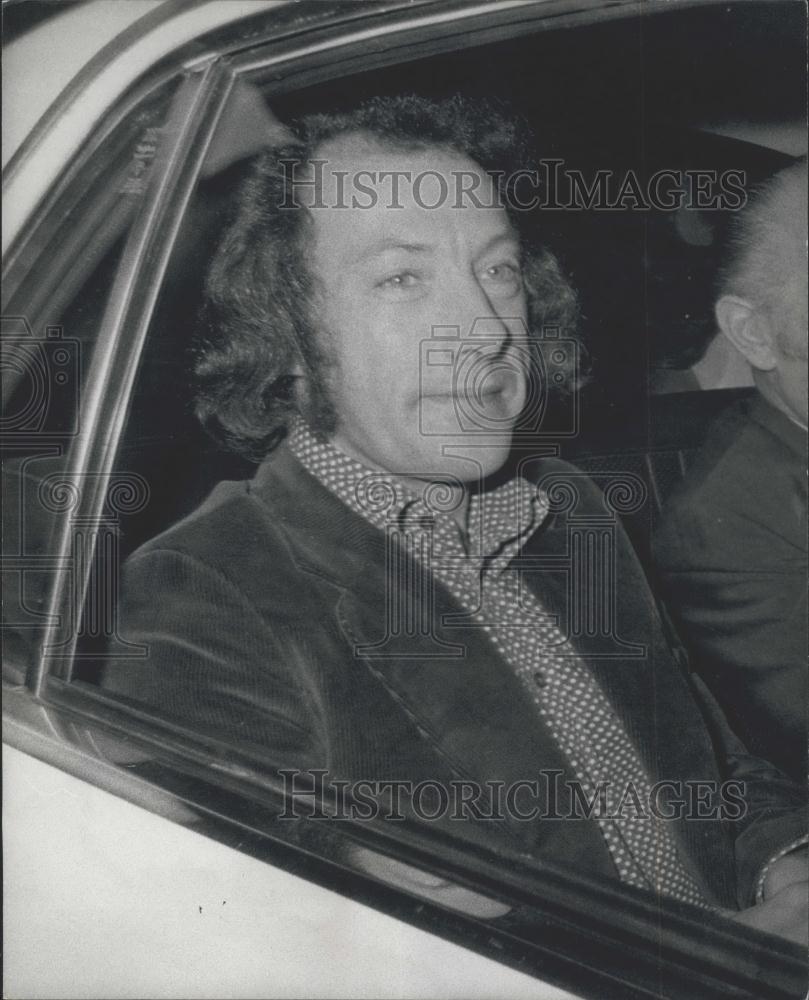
<box><xmin>423</xmin><ymin>372</ymin><xmax>519</xmax><ymax>403</ymax></box>
<box><xmin>475</xmin><ymin>378</ymin><xmax>510</xmax><ymax>400</ymax></box>
<box><xmin>471</xmin><ymin>367</ymin><xmax>522</xmax><ymax>406</ymax></box>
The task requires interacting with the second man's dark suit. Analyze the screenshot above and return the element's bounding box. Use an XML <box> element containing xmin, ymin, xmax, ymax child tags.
<box><xmin>654</xmin><ymin>393</ymin><xmax>808</xmax><ymax>782</ymax></box>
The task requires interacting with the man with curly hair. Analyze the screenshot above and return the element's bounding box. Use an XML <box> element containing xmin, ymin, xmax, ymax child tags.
<box><xmin>106</xmin><ymin>96</ymin><xmax>806</xmax><ymax>940</ymax></box>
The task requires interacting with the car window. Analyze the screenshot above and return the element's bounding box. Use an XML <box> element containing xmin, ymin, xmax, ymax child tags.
<box><xmin>2</xmin><ymin>72</ymin><xmax>185</xmax><ymax>688</ymax></box>
<box><xmin>4</xmin><ymin>2</ymin><xmax>807</xmax><ymax>998</ymax></box>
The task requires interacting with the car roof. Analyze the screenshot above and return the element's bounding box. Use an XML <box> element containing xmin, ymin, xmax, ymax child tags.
<box><xmin>3</xmin><ymin>0</ymin><xmax>165</xmax><ymax>168</ymax></box>
<box><xmin>2</xmin><ymin>0</ymin><xmax>282</xmax><ymax>252</ymax></box>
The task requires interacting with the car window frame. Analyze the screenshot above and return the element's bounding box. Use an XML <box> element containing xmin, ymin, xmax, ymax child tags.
<box><xmin>3</xmin><ymin>2</ymin><xmax>807</xmax><ymax>997</ymax></box>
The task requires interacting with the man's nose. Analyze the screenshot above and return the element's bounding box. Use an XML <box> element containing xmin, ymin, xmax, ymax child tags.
<box><xmin>453</xmin><ymin>273</ymin><xmax>513</xmax><ymax>351</ymax></box>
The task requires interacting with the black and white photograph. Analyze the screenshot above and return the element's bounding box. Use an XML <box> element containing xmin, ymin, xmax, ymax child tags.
<box><xmin>3</xmin><ymin>0</ymin><xmax>807</xmax><ymax>997</ymax></box>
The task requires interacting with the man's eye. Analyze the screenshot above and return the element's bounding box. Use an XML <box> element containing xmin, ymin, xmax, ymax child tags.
<box><xmin>378</xmin><ymin>272</ymin><xmax>418</xmax><ymax>289</ymax></box>
<box><xmin>483</xmin><ymin>262</ymin><xmax>522</xmax><ymax>284</ymax></box>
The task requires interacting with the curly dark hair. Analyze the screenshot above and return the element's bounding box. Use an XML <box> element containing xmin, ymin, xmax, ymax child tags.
<box><xmin>195</xmin><ymin>94</ymin><xmax>581</xmax><ymax>461</ymax></box>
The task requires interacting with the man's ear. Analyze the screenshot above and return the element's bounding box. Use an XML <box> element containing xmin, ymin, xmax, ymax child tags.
<box><xmin>714</xmin><ymin>295</ymin><xmax>778</xmax><ymax>371</ymax></box>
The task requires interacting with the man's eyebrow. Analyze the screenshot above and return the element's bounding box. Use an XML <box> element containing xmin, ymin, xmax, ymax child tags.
<box><xmin>355</xmin><ymin>233</ymin><xmax>520</xmax><ymax>263</ymax></box>
<box><xmin>355</xmin><ymin>239</ymin><xmax>431</xmax><ymax>262</ymax></box>
<box><xmin>476</xmin><ymin>231</ymin><xmax>521</xmax><ymax>256</ymax></box>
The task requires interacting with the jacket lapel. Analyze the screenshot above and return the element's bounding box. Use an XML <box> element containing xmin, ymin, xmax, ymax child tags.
<box><xmin>252</xmin><ymin>447</ymin><xmax>608</xmax><ymax>857</ymax></box>
<box><xmin>250</xmin><ymin>446</ymin><xmax>733</xmax><ymax>896</ymax></box>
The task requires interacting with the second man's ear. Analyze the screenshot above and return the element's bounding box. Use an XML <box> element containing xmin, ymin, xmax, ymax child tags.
<box><xmin>714</xmin><ymin>294</ymin><xmax>778</xmax><ymax>371</ymax></box>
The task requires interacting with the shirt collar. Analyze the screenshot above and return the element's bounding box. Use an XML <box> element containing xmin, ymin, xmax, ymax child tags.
<box><xmin>287</xmin><ymin>418</ymin><xmax>548</xmax><ymax>566</ymax></box>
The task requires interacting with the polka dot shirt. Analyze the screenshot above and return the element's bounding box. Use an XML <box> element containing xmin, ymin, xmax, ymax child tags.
<box><xmin>289</xmin><ymin>420</ymin><xmax>715</xmax><ymax>909</ymax></box>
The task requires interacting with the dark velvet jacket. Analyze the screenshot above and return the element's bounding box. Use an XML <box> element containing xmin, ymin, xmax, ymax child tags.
<box><xmin>104</xmin><ymin>446</ymin><xmax>807</xmax><ymax>909</ymax></box>
<box><xmin>654</xmin><ymin>394</ymin><xmax>808</xmax><ymax>783</ymax></box>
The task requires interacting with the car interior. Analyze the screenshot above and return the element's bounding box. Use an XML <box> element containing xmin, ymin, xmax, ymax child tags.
<box><xmin>100</xmin><ymin>3</ymin><xmax>802</xmax><ymax>573</ymax></box>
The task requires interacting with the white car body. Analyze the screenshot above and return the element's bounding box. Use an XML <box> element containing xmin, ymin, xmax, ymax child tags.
<box><xmin>3</xmin><ymin>2</ymin><xmax>806</xmax><ymax>998</ymax></box>
<box><xmin>5</xmin><ymin>746</ymin><xmax>564</xmax><ymax>998</ymax></box>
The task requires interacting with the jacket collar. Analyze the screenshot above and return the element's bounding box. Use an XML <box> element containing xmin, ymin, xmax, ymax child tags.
<box><xmin>748</xmin><ymin>392</ymin><xmax>808</xmax><ymax>459</ymax></box>
<box><xmin>250</xmin><ymin>443</ymin><xmax>390</xmax><ymax>589</ymax></box>
<box><xmin>285</xmin><ymin>418</ymin><xmax>548</xmax><ymax>567</ymax></box>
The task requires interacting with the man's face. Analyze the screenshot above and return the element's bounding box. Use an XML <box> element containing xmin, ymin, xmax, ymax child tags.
<box><xmin>304</xmin><ymin>134</ymin><xmax>530</xmax><ymax>487</ymax></box>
